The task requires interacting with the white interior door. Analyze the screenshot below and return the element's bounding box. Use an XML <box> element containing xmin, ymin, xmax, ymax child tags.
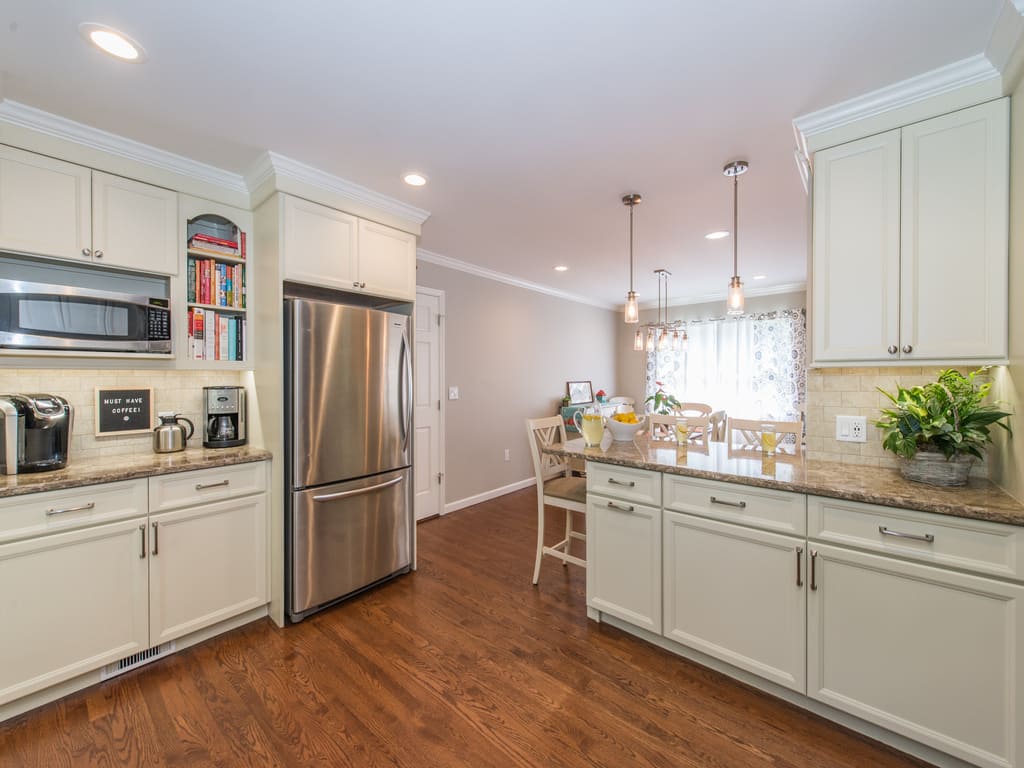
<box><xmin>414</xmin><ymin>288</ymin><xmax>444</xmax><ymax>521</ymax></box>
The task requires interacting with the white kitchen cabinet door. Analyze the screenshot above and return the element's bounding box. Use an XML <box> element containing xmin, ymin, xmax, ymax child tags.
<box><xmin>0</xmin><ymin>145</ymin><xmax>91</xmax><ymax>263</ymax></box>
<box><xmin>282</xmin><ymin>195</ymin><xmax>358</xmax><ymax>290</ymax></box>
<box><xmin>811</xmin><ymin>129</ymin><xmax>901</xmax><ymax>363</ymax></box>
<box><xmin>900</xmin><ymin>99</ymin><xmax>1009</xmax><ymax>361</ymax></box>
<box><xmin>663</xmin><ymin>511</ymin><xmax>806</xmax><ymax>692</ymax></box>
<box><xmin>807</xmin><ymin>543</ymin><xmax>1024</xmax><ymax>768</ymax></box>
<box><xmin>0</xmin><ymin>518</ymin><xmax>149</xmax><ymax>705</ymax></box>
<box><xmin>586</xmin><ymin>495</ymin><xmax>661</xmax><ymax>633</ymax></box>
<box><xmin>91</xmin><ymin>171</ymin><xmax>178</xmax><ymax>275</ymax></box>
<box><xmin>148</xmin><ymin>493</ymin><xmax>268</xmax><ymax>646</ymax></box>
<box><xmin>357</xmin><ymin>219</ymin><xmax>417</xmax><ymax>300</ymax></box>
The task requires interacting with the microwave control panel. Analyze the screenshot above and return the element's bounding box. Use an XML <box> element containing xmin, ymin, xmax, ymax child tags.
<box><xmin>147</xmin><ymin>304</ymin><xmax>171</xmax><ymax>341</ymax></box>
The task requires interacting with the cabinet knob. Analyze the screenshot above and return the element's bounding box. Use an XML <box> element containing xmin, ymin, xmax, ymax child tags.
<box><xmin>902</xmin><ymin>344</ymin><xmax>913</xmax><ymax>354</ymax></box>
<box><xmin>93</xmin><ymin>250</ymin><xmax>103</xmax><ymax>259</ymax></box>
<box><xmin>353</xmin><ymin>281</ymin><xmax>361</xmax><ymax>288</ymax></box>
<box><xmin>81</xmin><ymin>247</ymin><xmax>92</xmax><ymax>257</ymax></box>
<box><xmin>887</xmin><ymin>345</ymin><xmax>898</xmax><ymax>355</ymax></box>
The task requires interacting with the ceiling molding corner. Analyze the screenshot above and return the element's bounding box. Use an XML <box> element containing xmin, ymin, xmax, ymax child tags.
<box><xmin>0</xmin><ymin>100</ymin><xmax>248</xmax><ymax>194</ymax></box>
<box><xmin>793</xmin><ymin>54</ymin><xmax>999</xmax><ymax>138</ymax></box>
<box><xmin>260</xmin><ymin>151</ymin><xmax>431</xmax><ymax>227</ymax></box>
<box><xmin>986</xmin><ymin>0</ymin><xmax>1024</xmax><ymax>77</ymax></box>
<box><xmin>416</xmin><ymin>248</ymin><xmax>617</xmax><ymax>311</ymax></box>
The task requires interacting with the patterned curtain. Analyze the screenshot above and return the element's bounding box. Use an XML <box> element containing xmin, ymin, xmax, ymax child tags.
<box><xmin>644</xmin><ymin>309</ymin><xmax>807</xmax><ymax>420</ymax></box>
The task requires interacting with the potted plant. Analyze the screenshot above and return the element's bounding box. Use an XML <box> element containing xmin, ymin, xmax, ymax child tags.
<box><xmin>875</xmin><ymin>367</ymin><xmax>1011</xmax><ymax>486</ymax></box>
<box><xmin>644</xmin><ymin>381</ymin><xmax>682</xmax><ymax>415</ymax></box>
<box><xmin>595</xmin><ymin>389</ymin><xmax>607</xmax><ymax>403</ymax></box>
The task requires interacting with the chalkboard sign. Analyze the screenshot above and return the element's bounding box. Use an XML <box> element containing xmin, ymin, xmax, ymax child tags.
<box><xmin>95</xmin><ymin>387</ymin><xmax>153</xmax><ymax>436</ymax></box>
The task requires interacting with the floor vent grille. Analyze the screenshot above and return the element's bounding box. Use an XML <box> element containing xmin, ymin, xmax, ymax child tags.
<box><xmin>100</xmin><ymin>642</ymin><xmax>176</xmax><ymax>681</ymax></box>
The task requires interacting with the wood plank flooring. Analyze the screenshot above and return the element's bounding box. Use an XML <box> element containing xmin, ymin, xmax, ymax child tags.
<box><xmin>0</xmin><ymin>487</ymin><xmax>933</xmax><ymax>767</ymax></box>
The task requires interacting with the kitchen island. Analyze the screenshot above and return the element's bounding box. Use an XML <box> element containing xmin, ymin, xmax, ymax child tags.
<box><xmin>545</xmin><ymin>436</ymin><xmax>1024</xmax><ymax>768</ymax></box>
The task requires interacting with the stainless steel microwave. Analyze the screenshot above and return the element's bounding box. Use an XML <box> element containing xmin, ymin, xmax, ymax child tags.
<box><xmin>0</xmin><ymin>279</ymin><xmax>171</xmax><ymax>354</ymax></box>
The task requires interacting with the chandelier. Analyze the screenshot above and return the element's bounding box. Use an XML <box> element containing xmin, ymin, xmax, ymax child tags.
<box><xmin>633</xmin><ymin>269</ymin><xmax>689</xmax><ymax>352</ymax></box>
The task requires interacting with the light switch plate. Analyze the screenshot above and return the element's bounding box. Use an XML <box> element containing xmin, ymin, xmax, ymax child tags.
<box><xmin>448</xmin><ymin>386</ymin><xmax>459</xmax><ymax>400</ymax></box>
<box><xmin>836</xmin><ymin>415</ymin><xmax>867</xmax><ymax>443</ymax></box>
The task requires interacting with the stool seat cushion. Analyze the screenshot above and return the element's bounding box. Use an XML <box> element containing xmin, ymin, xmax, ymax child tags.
<box><xmin>543</xmin><ymin>475</ymin><xmax>586</xmax><ymax>505</ymax></box>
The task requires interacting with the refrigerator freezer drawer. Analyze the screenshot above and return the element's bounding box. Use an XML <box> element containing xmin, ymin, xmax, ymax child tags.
<box><xmin>289</xmin><ymin>468</ymin><xmax>411</xmax><ymax>621</ymax></box>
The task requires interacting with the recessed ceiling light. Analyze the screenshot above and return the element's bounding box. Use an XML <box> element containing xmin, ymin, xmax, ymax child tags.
<box><xmin>79</xmin><ymin>23</ymin><xmax>146</xmax><ymax>62</ymax></box>
<box><xmin>554</xmin><ymin>265</ymin><xmax>569</xmax><ymax>272</ymax></box>
<box><xmin>705</xmin><ymin>231</ymin><xmax>730</xmax><ymax>240</ymax></box>
<box><xmin>753</xmin><ymin>274</ymin><xmax>767</xmax><ymax>280</ymax></box>
<box><xmin>402</xmin><ymin>172</ymin><xmax>428</xmax><ymax>187</ymax></box>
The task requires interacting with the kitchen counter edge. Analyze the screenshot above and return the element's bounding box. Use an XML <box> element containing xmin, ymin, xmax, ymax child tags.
<box><xmin>0</xmin><ymin>447</ymin><xmax>273</xmax><ymax>499</ymax></box>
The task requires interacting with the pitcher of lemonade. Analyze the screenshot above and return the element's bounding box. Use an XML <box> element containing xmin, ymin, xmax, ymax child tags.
<box><xmin>573</xmin><ymin>403</ymin><xmax>606</xmax><ymax>447</ymax></box>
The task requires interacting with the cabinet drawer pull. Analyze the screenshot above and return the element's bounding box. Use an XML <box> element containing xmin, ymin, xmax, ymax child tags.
<box><xmin>139</xmin><ymin>524</ymin><xmax>146</xmax><ymax>559</ymax></box>
<box><xmin>878</xmin><ymin>526</ymin><xmax>934</xmax><ymax>543</ymax></box>
<box><xmin>796</xmin><ymin>546</ymin><xmax>803</xmax><ymax>587</ymax></box>
<box><xmin>45</xmin><ymin>502</ymin><xmax>95</xmax><ymax>516</ymax></box>
<box><xmin>709</xmin><ymin>496</ymin><xmax>746</xmax><ymax>509</ymax></box>
<box><xmin>151</xmin><ymin>522</ymin><xmax>159</xmax><ymax>556</ymax></box>
<box><xmin>606</xmin><ymin>501</ymin><xmax>634</xmax><ymax>513</ymax></box>
<box><xmin>810</xmin><ymin>550</ymin><xmax>818</xmax><ymax>591</ymax></box>
<box><xmin>195</xmin><ymin>479</ymin><xmax>230</xmax><ymax>491</ymax></box>
<box><xmin>607</xmin><ymin>478</ymin><xmax>636</xmax><ymax>488</ymax></box>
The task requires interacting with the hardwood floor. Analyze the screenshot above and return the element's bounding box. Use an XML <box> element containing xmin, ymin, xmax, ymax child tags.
<box><xmin>0</xmin><ymin>487</ymin><xmax>932</xmax><ymax>768</ymax></box>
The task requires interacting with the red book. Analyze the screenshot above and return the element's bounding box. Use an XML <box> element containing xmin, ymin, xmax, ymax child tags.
<box><xmin>240</xmin><ymin>231</ymin><xmax>247</xmax><ymax>259</ymax></box>
<box><xmin>191</xmin><ymin>232</ymin><xmax>238</xmax><ymax>249</ymax></box>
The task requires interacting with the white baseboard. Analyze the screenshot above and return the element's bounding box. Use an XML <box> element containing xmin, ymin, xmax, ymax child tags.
<box><xmin>445</xmin><ymin>477</ymin><xmax>535</xmax><ymax>514</ymax></box>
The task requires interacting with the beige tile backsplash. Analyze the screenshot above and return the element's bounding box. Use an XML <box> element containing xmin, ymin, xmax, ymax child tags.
<box><xmin>805</xmin><ymin>366</ymin><xmax>988</xmax><ymax>476</ymax></box>
<box><xmin>0</xmin><ymin>369</ymin><xmax>245</xmax><ymax>460</ymax></box>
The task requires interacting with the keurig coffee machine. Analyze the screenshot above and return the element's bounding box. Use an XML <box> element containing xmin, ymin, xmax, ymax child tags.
<box><xmin>203</xmin><ymin>386</ymin><xmax>247</xmax><ymax>448</ymax></box>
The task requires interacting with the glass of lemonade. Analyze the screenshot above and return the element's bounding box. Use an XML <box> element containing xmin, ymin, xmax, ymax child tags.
<box><xmin>761</xmin><ymin>423</ymin><xmax>777</xmax><ymax>456</ymax></box>
<box><xmin>674</xmin><ymin>418</ymin><xmax>689</xmax><ymax>444</ymax></box>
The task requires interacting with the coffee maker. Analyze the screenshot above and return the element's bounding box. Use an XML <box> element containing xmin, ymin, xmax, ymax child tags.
<box><xmin>202</xmin><ymin>386</ymin><xmax>247</xmax><ymax>448</ymax></box>
<box><xmin>0</xmin><ymin>394</ymin><xmax>73</xmax><ymax>474</ymax></box>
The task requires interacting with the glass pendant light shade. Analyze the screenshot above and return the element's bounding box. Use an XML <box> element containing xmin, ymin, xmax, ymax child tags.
<box><xmin>633</xmin><ymin>328</ymin><xmax>644</xmax><ymax>351</ymax></box>
<box><xmin>727</xmin><ymin>275</ymin><xmax>745</xmax><ymax>316</ymax></box>
<box><xmin>658</xmin><ymin>328</ymin><xmax>670</xmax><ymax>350</ymax></box>
<box><xmin>682</xmin><ymin>330</ymin><xmax>689</xmax><ymax>351</ymax></box>
<box><xmin>624</xmin><ymin>290</ymin><xmax>639</xmax><ymax>323</ymax></box>
<box><xmin>645</xmin><ymin>328</ymin><xmax>655</xmax><ymax>352</ymax></box>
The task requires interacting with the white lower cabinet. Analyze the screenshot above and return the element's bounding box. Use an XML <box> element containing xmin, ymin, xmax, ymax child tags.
<box><xmin>0</xmin><ymin>518</ymin><xmax>149</xmax><ymax>705</ymax></box>
<box><xmin>149</xmin><ymin>493</ymin><xmax>268</xmax><ymax>645</ymax></box>
<box><xmin>587</xmin><ymin>494</ymin><xmax>662</xmax><ymax>633</ymax></box>
<box><xmin>663</xmin><ymin>511</ymin><xmax>806</xmax><ymax>692</ymax></box>
<box><xmin>808</xmin><ymin>543</ymin><xmax>1024</xmax><ymax>768</ymax></box>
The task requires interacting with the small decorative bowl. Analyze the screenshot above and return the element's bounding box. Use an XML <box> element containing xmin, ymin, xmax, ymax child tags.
<box><xmin>605</xmin><ymin>414</ymin><xmax>646</xmax><ymax>442</ymax></box>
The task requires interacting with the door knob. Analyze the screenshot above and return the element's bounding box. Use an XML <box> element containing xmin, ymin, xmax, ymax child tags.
<box><xmin>887</xmin><ymin>345</ymin><xmax>898</xmax><ymax>354</ymax></box>
<box><xmin>902</xmin><ymin>344</ymin><xmax>913</xmax><ymax>354</ymax></box>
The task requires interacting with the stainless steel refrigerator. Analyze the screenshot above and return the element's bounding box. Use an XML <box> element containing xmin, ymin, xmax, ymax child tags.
<box><xmin>285</xmin><ymin>295</ymin><xmax>413</xmax><ymax>622</ymax></box>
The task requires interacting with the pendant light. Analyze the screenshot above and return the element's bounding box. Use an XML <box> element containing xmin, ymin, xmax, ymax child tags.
<box><xmin>634</xmin><ymin>269</ymin><xmax>688</xmax><ymax>352</ymax></box>
<box><xmin>724</xmin><ymin>160</ymin><xmax>748</xmax><ymax>316</ymax></box>
<box><xmin>623</xmin><ymin>193</ymin><xmax>642</xmax><ymax>323</ymax></box>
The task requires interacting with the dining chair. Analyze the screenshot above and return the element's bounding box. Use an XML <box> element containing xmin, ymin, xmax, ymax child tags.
<box><xmin>676</xmin><ymin>401</ymin><xmax>713</xmax><ymax>417</ymax></box>
<box><xmin>608</xmin><ymin>395</ymin><xmax>635</xmax><ymax>414</ymax></box>
<box><xmin>648</xmin><ymin>413</ymin><xmax>711</xmax><ymax>443</ymax></box>
<box><xmin>727</xmin><ymin>417</ymin><xmax>803</xmax><ymax>453</ymax></box>
<box><xmin>526</xmin><ymin>416</ymin><xmax>587</xmax><ymax>585</ymax></box>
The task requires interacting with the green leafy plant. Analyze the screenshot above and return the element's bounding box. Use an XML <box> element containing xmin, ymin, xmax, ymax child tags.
<box><xmin>644</xmin><ymin>381</ymin><xmax>682</xmax><ymax>415</ymax></box>
<box><xmin>875</xmin><ymin>367</ymin><xmax>1011</xmax><ymax>460</ymax></box>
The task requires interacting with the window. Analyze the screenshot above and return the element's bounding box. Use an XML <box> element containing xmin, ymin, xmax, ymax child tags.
<box><xmin>645</xmin><ymin>309</ymin><xmax>807</xmax><ymax>420</ymax></box>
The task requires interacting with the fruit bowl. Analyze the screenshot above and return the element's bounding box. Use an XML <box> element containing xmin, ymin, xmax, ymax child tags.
<box><xmin>606</xmin><ymin>413</ymin><xmax>646</xmax><ymax>441</ymax></box>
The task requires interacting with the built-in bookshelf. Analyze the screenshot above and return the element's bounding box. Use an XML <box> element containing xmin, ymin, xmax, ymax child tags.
<box><xmin>185</xmin><ymin>212</ymin><xmax>248</xmax><ymax>365</ymax></box>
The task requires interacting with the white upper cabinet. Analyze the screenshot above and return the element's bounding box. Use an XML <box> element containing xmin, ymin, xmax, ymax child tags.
<box><xmin>0</xmin><ymin>145</ymin><xmax>91</xmax><ymax>262</ymax></box>
<box><xmin>92</xmin><ymin>171</ymin><xmax>178</xmax><ymax>275</ymax></box>
<box><xmin>281</xmin><ymin>194</ymin><xmax>416</xmax><ymax>301</ymax></box>
<box><xmin>811</xmin><ymin>98</ymin><xmax>1009</xmax><ymax>365</ymax></box>
<box><xmin>900</xmin><ymin>101</ymin><xmax>1009</xmax><ymax>361</ymax></box>
<box><xmin>358</xmin><ymin>219</ymin><xmax>417</xmax><ymax>300</ymax></box>
<box><xmin>0</xmin><ymin>146</ymin><xmax>179</xmax><ymax>276</ymax></box>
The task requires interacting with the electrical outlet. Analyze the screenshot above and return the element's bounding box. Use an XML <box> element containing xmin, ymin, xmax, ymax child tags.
<box><xmin>835</xmin><ymin>415</ymin><xmax>867</xmax><ymax>443</ymax></box>
<box><xmin>448</xmin><ymin>386</ymin><xmax>459</xmax><ymax>400</ymax></box>
<box><xmin>504</xmin><ymin>448</ymin><xmax>510</xmax><ymax>462</ymax></box>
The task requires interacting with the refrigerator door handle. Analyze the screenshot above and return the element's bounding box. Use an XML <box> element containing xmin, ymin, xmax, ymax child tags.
<box><xmin>399</xmin><ymin>326</ymin><xmax>412</xmax><ymax>455</ymax></box>
<box><xmin>312</xmin><ymin>475</ymin><xmax>405</xmax><ymax>503</ymax></box>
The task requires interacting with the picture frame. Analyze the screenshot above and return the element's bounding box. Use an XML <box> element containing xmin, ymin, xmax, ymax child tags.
<box><xmin>566</xmin><ymin>380</ymin><xmax>594</xmax><ymax>405</ymax></box>
<box><xmin>94</xmin><ymin>387</ymin><xmax>154</xmax><ymax>436</ymax></box>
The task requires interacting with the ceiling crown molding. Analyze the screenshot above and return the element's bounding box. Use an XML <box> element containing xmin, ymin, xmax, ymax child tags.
<box><xmin>793</xmin><ymin>54</ymin><xmax>999</xmax><ymax>138</ymax></box>
<box><xmin>417</xmin><ymin>248</ymin><xmax>617</xmax><ymax>311</ymax></box>
<box><xmin>0</xmin><ymin>100</ymin><xmax>248</xmax><ymax>193</ymax></box>
<box><xmin>248</xmin><ymin>151</ymin><xmax>430</xmax><ymax>228</ymax></box>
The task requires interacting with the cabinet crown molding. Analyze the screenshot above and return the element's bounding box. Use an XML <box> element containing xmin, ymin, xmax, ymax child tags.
<box><xmin>246</xmin><ymin>151</ymin><xmax>430</xmax><ymax>233</ymax></box>
<box><xmin>0</xmin><ymin>100</ymin><xmax>248</xmax><ymax>195</ymax></box>
<box><xmin>793</xmin><ymin>54</ymin><xmax>999</xmax><ymax>140</ymax></box>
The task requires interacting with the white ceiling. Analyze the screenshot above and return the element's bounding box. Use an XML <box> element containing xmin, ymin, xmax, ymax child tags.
<box><xmin>0</xmin><ymin>1</ymin><xmax>1007</xmax><ymax>308</ymax></box>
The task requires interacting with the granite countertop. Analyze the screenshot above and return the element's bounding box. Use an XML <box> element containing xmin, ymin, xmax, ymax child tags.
<box><xmin>0</xmin><ymin>446</ymin><xmax>272</xmax><ymax>499</ymax></box>
<box><xmin>547</xmin><ymin>436</ymin><xmax>1024</xmax><ymax>526</ymax></box>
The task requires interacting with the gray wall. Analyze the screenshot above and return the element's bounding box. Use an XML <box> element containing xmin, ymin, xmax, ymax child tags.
<box><xmin>615</xmin><ymin>290</ymin><xmax>807</xmax><ymax>408</ymax></box>
<box><xmin>416</xmin><ymin>261</ymin><xmax>619</xmax><ymax>507</ymax></box>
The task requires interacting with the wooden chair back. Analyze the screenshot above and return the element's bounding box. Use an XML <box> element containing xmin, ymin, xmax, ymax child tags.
<box><xmin>676</xmin><ymin>402</ymin><xmax>712</xmax><ymax>418</ymax></box>
<box><xmin>647</xmin><ymin>413</ymin><xmax>711</xmax><ymax>443</ymax></box>
<box><xmin>727</xmin><ymin>417</ymin><xmax>803</xmax><ymax>453</ymax></box>
<box><xmin>526</xmin><ymin>416</ymin><xmax>570</xmax><ymax>481</ymax></box>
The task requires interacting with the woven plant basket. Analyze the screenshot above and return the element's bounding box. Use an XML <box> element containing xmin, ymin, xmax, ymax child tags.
<box><xmin>899</xmin><ymin>451</ymin><xmax>975</xmax><ymax>487</ymax></box>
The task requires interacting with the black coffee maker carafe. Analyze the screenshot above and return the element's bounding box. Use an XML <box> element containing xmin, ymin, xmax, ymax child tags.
<box><xmin>202</xmin><ymin>386</ymin><xmax>247</xmax><ymax>448</ymax></box>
